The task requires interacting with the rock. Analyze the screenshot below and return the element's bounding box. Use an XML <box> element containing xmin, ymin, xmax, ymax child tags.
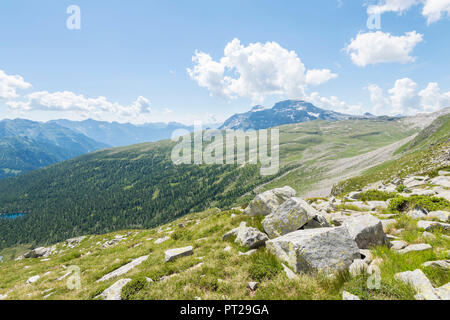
<box><xmin>417</xmin><ymin>220</ymin><xmax>450</xmax><ymax>232</ymax></box>
<box><xmin>427</xmin><ymin>211</ymin><xmax>450</xmax><ymax>222</ymax></box>
<box><xmin>97</xmin><ymin>255</ymin><xmax>149</xmax><ymax>282</ymax></box>
<box><xmin>282</xmin><ymin>263</ymin><xmax>299</xmax><ymax>280</ymax></box>
<box><xmin>23</xmin><ymin>246</ymin><xmax>56</xmax><ymax>259</ymax></box>
<box><xmin>435</xmin><ymin>282</ymin><xmax>450</xmax><ymax>300</ymax></box>
<box><xmin>348</xmin><ymin>201</ymin><xmax>372</xmax><ymax>211</ymax></box>
<box><xmin>422</xmin><ymin>260</ymin><xmax>450</xmax><ymax>269</ymax></box>
<box><xmin>411</xmin><ymin>189</ymin><xmax>436</xmax><ymax>197</ymax></box>
<box><xmin>430</xmin><ymin>176</ymin><xmax>450</xmax><ymax>188</ymax></box>
<box><xmin>223</xmin><ymin>222</ymin><xmax>268</xmax><ymax>249</ymax></box>
<box><xmin>66</xmin><ymin>236</ymin><xmax>86</xmax><ymax>248</ymax></box>
<box><xmin>343</xmin><ymin>214</ymin><xmax>388</xmax><ymax>249</ymax></box>
<box><xmin>422</xmin><ymin>232</ymin><xmax>436</xmax><ymax>240</ymax></box>
<box><xmin>154</xmin><ymin>236</ymin><xmax>170</xmax><ymax>244</ymax></box>
<box><xmin>346</xmin><ymin>191</ymin><xmax>362</xmax><ymax>200</ymax></box>
<box><xmin>395</xmin><ymin>270</ymin><xmax>440</xmax><ymax>300</ymax></box>
<box><xmin>244</xmin><ymin>186</ymin><xmax>296</xmax><ymax>216</ymax></box>
<box><xmin>349</xmin><ymin>259</ymin><xmax>368</xmax><ymax>277</ymax></box>
<box><xmin>380</xmin><ymin>219</ymin><xmax>397</xmax><ymax>232</ymax></box>
<box><xmin>398</xmin><ymin>244</ymin><xmax>432</xmax><ymax>255</ymax></box>
<box><xmin>266</xmin><ymin>227</ymin><xmax>360</xmax><ymax>274</ymax></box>
<box><xmin>407</xmin><ymin>208</ymin><xmax>428</xmax><ymax>220</ymax></box>
<box><xmin>26</xmin><ymin>275</ymin><xmax>40</xmax><ymax>284</ymax></box>
<box><xmin>342</xmin><ymin>291</ymin><xmax>360</xmax><ymax>300</ymax></box>
<box><xmin>238</xmin><ymin>249</ymin><xmax>257</xmax><ymax>256</ymax></box>
<box><xmin>404</xmin><ymin>176</ymin><xmax>428</xmax><ymax>188</ymax></box>
<box><xmin>262</xmin><ymin>198</ymin><xmax>317</xmax><ymax>238</ymax></box>
<box><xmin>367</xmin><ymin>201</ymin><xmax>388</xmax><ymax>210</ymax></box>
<box><xmin>97</xmin><ymin>279</ymin><xmax>132</xmax><ymax>300</ymax></box>
<box><xmin>248</xmin><ymin>282</ymin><xmax>259</xmax><ymax>291</ymax></box>
<box><xmin>301</xmin><ymin>214</ymin><xmax>331</xmax><ymax>229</ymax></box>
<box><xmin>165</xmin><ymin>246</ymin><xmax>193</xmax><ymax>263</ymax></box>
<box><xmin>390</xmin><ymin>240</ymin><xmax>409</xmax><ymax>251</ymax></box>
<box><xmin>235</xmin><ymin>223</ymin><xmax>269</xmax><ymax>249</ymax></box>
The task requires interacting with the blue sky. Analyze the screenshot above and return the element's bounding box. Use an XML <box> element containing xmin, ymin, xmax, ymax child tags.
<box><xmin>0</xmin><ymin>0</ymin><xmax>449</xmax><ymax>124</ymax></box>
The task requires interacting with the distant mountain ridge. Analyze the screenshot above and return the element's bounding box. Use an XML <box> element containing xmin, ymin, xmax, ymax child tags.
<box><xmin>0</xmin><ymin>119</ymin><xmax>108</xmax><ymax>179</ymax></box>
<box><xmin>51</xmin><ymin>119</ymin><xmax>198</xmax><ymax>147</ymax></box>
<box><xmin>220</xmin><ymin>100</ymin><xmax>364</xmax><ymax>130</ymax></box>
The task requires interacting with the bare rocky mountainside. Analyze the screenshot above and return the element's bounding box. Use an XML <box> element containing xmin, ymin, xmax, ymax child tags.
<box><xmin>0</xmin><ymin>108</ymin><xmax>449</xmax><ymax>300</ymax></box>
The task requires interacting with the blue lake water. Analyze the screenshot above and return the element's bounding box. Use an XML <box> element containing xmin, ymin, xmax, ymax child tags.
<box><xmin>0</xmin><ymin>213</ymin><xmax>28</xmax><ymax>220</ymax></box>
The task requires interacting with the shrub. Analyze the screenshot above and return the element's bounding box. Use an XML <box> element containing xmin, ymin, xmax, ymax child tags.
<box><xmin>396</xmin><ymin>185</ymin><xmax>406</xmax><ymax>193</ymax></box>
<box><xmin>121</xmin><ymin>276</ymin><xmax>148</xmax><ymax>300</ymax></box>
<box><xmin>388</xmin><ymin>195</ymin><xmax>450</xmax><ymax>212</ymax></box>
<box><xmin>248</xmin><ymin>250</ymin><xmax>283</xmax><ymax>282</ymax></box>
<box><xmin>360</xmin><ymin>190</ymin><xmax>397</xmax><ymax>201</ymax></box>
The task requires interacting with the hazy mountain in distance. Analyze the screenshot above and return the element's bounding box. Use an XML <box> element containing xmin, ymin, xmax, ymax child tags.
<box><xmin>50</xmin><ymin>119</ymin><xmax>220</xmax><ymax>147</ymax></box>
<box><xmin>0</xmin><ymin>119</ymin><xmax>108</xmax><ymax>179</ymax></box>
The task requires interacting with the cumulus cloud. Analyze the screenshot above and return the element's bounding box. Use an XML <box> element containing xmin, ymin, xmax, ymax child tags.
<box><xmin>345</xmin><ymin>31</ymin><xmax>423</xmax><ymax>67</ymax></box>
<box><xmin>188</xmin><ymin>38</ymin><xmax>337</xmax><ymax>103</ymax></box>
<box><xmin>7</xmin><ymin>91</ymin><xmax>152</xmax><ymax>119</ymax></box>
<box><xmin>308</xmin><ymin>92</ymin><xmax>364</xmax><ymax>115</ymax></box>
<box><xmin>0</xmin><ymin>69</ymin><xmax>32</xmax><ymax>99</ymax></box>
<box><xmin>367</xmin><ymin>78</ymin><xmax>450</xmax><ymax>115</ymax></box>
<box><xmin>367</xmin><ymin>0</ymin><xmax>450</xmax><ymax>24</ymax></box>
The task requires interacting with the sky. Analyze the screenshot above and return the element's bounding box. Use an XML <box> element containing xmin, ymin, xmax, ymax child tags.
<box><xmin>0</xmin><ymin>0</ymin><xmax>450</xmax><ymax>125</ymax></box>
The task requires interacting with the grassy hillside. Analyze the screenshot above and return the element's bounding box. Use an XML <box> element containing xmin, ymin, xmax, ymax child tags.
<box><xmin>0</xmin><ymin>118</ymin><xmax>416</xmax><ymax>249</ymax></box>
<box><xmin>0</xmin><ymin>205</ymin><xmax>448</xmax><ymax>300</ymax></box>
<box><xmin>332</xmin><ymin>114</ymin><xmax>450</xmax><ymax>196</ymax></box>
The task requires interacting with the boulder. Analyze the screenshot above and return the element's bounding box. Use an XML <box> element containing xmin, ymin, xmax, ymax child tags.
<box><xmin>301</xmin><ymin>214</ymin><xmax>331</xmax><ymax>229</ymax></box>
<box><xmin>435</xmin><ymin>282</ymin><xmax>450</xmax><ymax>300</ymax></box>
<box><xmin>367</xmin><ymin>201</ymin><xmax>388</xmax><ymax>210</ymax></box>
<box><xmin>262</xmin><ymin>198</ymin><xmax>317</xmax><ymax>238</ymax></box>
<box><xmin>23</xmin><ymin>246</ymin><xmax>56</xmax><ymax>259</ymax></box>
<box><xmin>342</xmin><ymin>291</ymin><xmax>360</xmax><ymax>300</ymax></box>
<box><xmin>346</xmin><ymin>191</ymin><xmax>362</xmax><ymax>200</ymax></box>
<box><xmin>390</xmin><ymin>240</ymin><xmax>408</xmax><ymax>251</ymax></box>
<box><xmin>427</xmin><ymin>211</ymin><xmax>450</xmax><ymax>222</ymax></box>
<box><xmin>395</xmin><ymin>269</ymin><xmax>440</xmax><ymax>300</ymax></box>
<box><xmin>403</xmin><ymin>176</ymin><xmax>428</xmax><ymax>188</ymax></box>
<box><xmin>66</xmin><ymin>236</ymin><xmax>86</xmax><ymax>248</ymax></box>
<box><xmin>282</xmin><ymin>263</ymin><xmax>299</xmax><ymax>280</ymax></box>
<box><xmin>398</xmin><ymin>244</ymin><xmax>432</xmax><ymax>255</ymax></box>
<box><xmin>97</xmin><ymin>255</ymin><xmax>149</xmax><ymax>282</ymax></box>
<box><xmin>406</xmin><ymin>208</ymin><xmax>428</xmax><ymax>220</ymax></box>
<box><xmin>266</xmin><ymin>227</ymin><xmax>360</xmax><ymax>274</ymax></box>
<box><xmin>430</xmin><ymin>176</ymin><xmax>450</xmax><ymax>188</ymax></box>
<box><xmin>343</xmin><ymin>214</ymin><xmax>389</xmax><ymax>249</ymax></box>
<box><xmin>97</xmin><ymin>279</ymin><xmax>132</xmax><ymax>300</ymax></box>
<box><xmin>26</xmin><ymin>275</ymin><xmax>40</xmax><ymax>284</ymax></box>
<box><xmin>417</xmin><ymin>220</ymin><xmax>450</xmax><ymax>232</ymax></box>
<box><xmin>165</xmin><ymin>246</ymin><xmax>193</xmax><ymax>263</ymax></box>
<box><xmin>154</xmin><ymin>236</ymin><xmax>170</xmax><ymax>244</ymax></box>
<box><xmin>223</xmin><ymin>222</ymin><xmax>268</xmax><ymax>249</ymax></box>
<box><xmin>244</xmin><ymin>186</ymin><xmax>296</xmax><ymax>216</ymax></box>
<box><xmin>422</xmin><ymin>260</ymin><xmax>450</xmax><ymax>270</ymax></box>
<box><xmin>248</xmin><ymin>282</ymin><xmax>259</xmax><ymax>291</ymax></box>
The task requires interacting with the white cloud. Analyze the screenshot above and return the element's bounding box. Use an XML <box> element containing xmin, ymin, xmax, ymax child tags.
<box><xmin>345</xmin><ymin>31</ymin><xmax>423</xmax><ymax>67</ymax></box>
<box><xmin>188</xmin><ymin>38</ymin><xmax>337</xmax><ymax>103</ymax></box>
<box><xmin>305</xmin><ymin>69</ymin><xmax>338</xmax><ymax>86</ymax></box>
<box><xmin>7</xmin><ymin>91</ymin><xmax>152</xmax><ymax>119</ymax></box>
<box><xmin>367</xmin><ymin>78</ymin><xmax>450</xmax><ymax>115</ymax></box>
<box><xmin>367</xmin><ymin>0</ymin><xmax>450</xmax><ymax>24</ymax></box>
<box><xmin>0</xmin><ymin>69</ymin><xmax>32</xmax><ymax>99</ymax></box>
<box><xmin>308</xmin><ymin>92</ymin><xmax>364</xmax><ymax>115</ymax></box>
<box><xmin>422</xmin><ymin>0</ymin><xmax>450</xmax><ymax>24</ymax></box>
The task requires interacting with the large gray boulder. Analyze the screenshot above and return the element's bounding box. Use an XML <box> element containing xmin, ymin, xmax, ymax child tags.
<box><xmin>244</xmin><ymin>186</ymin><xmax>296</xmax><ymax>216</ymax></box>
<box><xmin>343</xmin><ymin>214</ymin><xmax>388</xmax><ymax>249</ymax></box>
<box><xmin>417</xmin><ymin>220</ymin><xmax>450</xmax><ymax>232</ymax></box>
<box><xmin>97</xmin><ymin>255</ymin><xmax>149</xmax><ymax>282</ymax></box>
<box><xmin>165</xmin><ymin>246</ymin><xmax>193</xmax><ymax>263</ymax></box>
<box><xmin>23</xmin><ymin>246</ymin><xmax>56</xmax><ymax>259</ymax></box>
<box><xmin>262</xmin><ymin>198</ymin><xmax>317</xmax><ymax>239</ymax></box>
<box><xmin>222</xmin><ymin>222</ymin><xmax>268</xmax><ymax>249</ymax></box>
<box><xmin>395</xmin><ymin>269</ymin><xmax>440</xmax><ymax>300</ymax></box>
<box><xmin>266</xmin><ymin>227</ymin><xmax>360</xmax><ymax>274</ymax></box>
<box><xmin>427</xmin><ymin>211</ymin><xmax>450</xmax><ymax>222</ymax></box>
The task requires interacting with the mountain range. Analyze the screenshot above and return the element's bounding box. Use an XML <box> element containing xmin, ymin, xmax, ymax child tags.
<box><xmin>0</xmin><ymin>119</ymin><xmax>108</xmax><ymax>179</ymax></box>
<box><xmin>220</xmin><ymin>100</ymin><xmax>369</xmax><ymax>131</ymax></box>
